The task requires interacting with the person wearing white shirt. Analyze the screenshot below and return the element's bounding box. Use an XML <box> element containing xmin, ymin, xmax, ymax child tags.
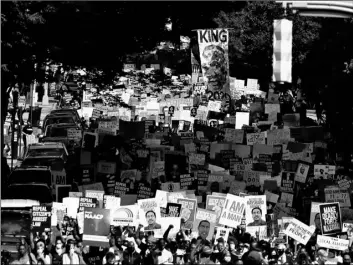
<box><xmin>154</xmin><ymin>239</ymin><xmax>173</xmax><ymax>265</ymax></box>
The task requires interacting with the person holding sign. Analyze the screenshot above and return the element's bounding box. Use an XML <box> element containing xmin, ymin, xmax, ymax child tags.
<box><xmin>247</xmin><ymin>207</ymin><xmax>266</xmax><ymax>226</ymax></box>
<box><xmin>144</xmin><ymin>210</ymin><xmax>162</xmax><ymax>231</ymax></box>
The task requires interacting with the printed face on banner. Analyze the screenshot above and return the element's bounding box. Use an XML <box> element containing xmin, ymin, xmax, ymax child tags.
<box><xmin>295</xmin><ymin>163</ymin><xmax>309</xmax><ymax>183</ymax></box>
<box><xmin>206</xmin><ymin>195</ymin><xmax>226</xmax><ymax>224</ymax></box>
<box><xmin>193</xmin><ymin>209</ymin><xmax>217</xmax><ymax>241</ymax></box>
<box><xmin>309</xmin><ymin>202</ymin><xmax>321</xmax><ymax>229</ymax></box>
<box><xmin>138</xmin><ymin>198</ymin><xmax>162</xmax><ymax>231</ymax></box>
<box><xmin>245</xmin><ymin>196</ymin><xmax>267</xmax><ymax>227</ymax></box>
<box><xmin>178</xmin><ymin>198</ymin><xmax>197</xmax><ymax>230</ymax></box>
<box><xmin>319</xmin><ymin>202</ymin><xmax>342</xmax><ymax>235</ymax></box>
<box><xmin>197</xmin><ymin>29</ymin><xmax>229</xmax><ymax>93</ymax></box>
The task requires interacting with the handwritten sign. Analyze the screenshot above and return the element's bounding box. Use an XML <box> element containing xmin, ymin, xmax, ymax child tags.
<box><xmin>67</xmin><ymin>129</ymin><xmax>82</xmax><ymax>140</ymax></box>
<box><xmin>246</xmin><ymin>132</ymin><xmax>266</xmax><ymax>145</ymax></box>
<box><xmin>189</xmin><ymin>153</ymin><xmax>206</xmax><ymax>166</ymax></box>
<box><xmin>324</xmin><ymin>187</ymin><xmax>351</xmax><ymax>208</ymax></box>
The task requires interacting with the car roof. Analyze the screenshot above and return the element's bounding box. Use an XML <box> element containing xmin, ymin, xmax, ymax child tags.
<box><xmin>45</xmin><ymin>114</ymin><xmax>75</xmax><ymax>119</ymax></box>
<box><xmin>14</xmin><ymin>166</ymin><xmax>51</xmax><ymax>171</ymax></box>
<box><xmin>46</xmin><ymin>123</ymin><xmax>78</xmax><ymax>128</ymax></box>
<box><xmin>28</xmin><ymin>142</ymin><xmax>66</xmax><ymax>149</ymax></box>
<box><xmin>1</xmin><ymin>199</ymin><xmax>40</xmax><ymax>208</ymax></box>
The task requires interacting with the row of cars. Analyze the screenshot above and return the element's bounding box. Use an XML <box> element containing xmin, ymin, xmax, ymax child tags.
<box><xmin>1</xmin><ymin>108</ymin><xmax>83</xmax><ymax>262</ymax></box>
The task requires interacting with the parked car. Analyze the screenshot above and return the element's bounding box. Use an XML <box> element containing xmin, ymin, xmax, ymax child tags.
<box><xmin>1</xmin><ymin>199</ymin><xmax>40</xmax><ymax>263</ymax></box>
<box><xmin>23</xmin><ymin>142</ymin><xmax>69</xmax><ymax>162</ymax></box>
<box><xmin>50</xmin><ymin>108</ymin><xmax>81</xmax><ymax>121</ymax></box>
<box><xmin>8</xmin><ymin>166</ymin><xmax>52</xmax><ymax>186</ymax></box>
<box><xmin>3</xmin><ymin>183</ymin><xmax>53</xmax><ymax>204</ymax></box>
<box><xmin>40</xmin><ymin>123</ymin><xmax>82</xmax><ymax>150</ymax></box>
<box><xmin>42</xmin><ymin>113</ymin><xmax>79</xmax><ymax>132</ymax></box>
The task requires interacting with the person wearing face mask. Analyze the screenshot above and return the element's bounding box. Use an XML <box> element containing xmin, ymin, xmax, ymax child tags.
<box><xmin>277</xmin><ymin>244</ymin><xmax>293</xmax><ymax>265</ymax></box>
<box><xmin>34</xmin><ymin>239</ymin><xmax>51</xmax><ymax>265</ymax></box>
<box><xmin>122</xmin><ymin>241</ymin><xmax>141</xmax><ymax>265</ymax></box>
<box><xmin>51</xmin><ymin>237</ymin><xmax>65</xmax><ymax>265</ymax></box>
<box><xmin>62</xmin><ymin>239</ymin><xmax>80</xmax><ymax>265</ymax></box>
<box><xmin>228</xmin><ymin>237</ymin><xmax>238</xmax><ymax>262</ymax></box>
<box><xmin>338</xmin><ymin>253</ymin><xmax>353</xmax><ymax>265</ymax></box>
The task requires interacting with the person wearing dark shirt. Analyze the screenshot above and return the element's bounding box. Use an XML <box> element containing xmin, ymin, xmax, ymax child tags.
<box><xmin>51</xmin><ymin>237</ymin><xmax>65</xmax><ymax>265</ymax></box>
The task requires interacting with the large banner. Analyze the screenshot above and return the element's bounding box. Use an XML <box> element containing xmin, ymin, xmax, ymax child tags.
<box><xmin>317</xmin><ymin>235</ymin><xmax>349</xmax><ymax>251</ymax></box>
<box><xmin>197</xmin><ymin>28</ymin><xmax>230</xmax><ymax>93</ymax></box>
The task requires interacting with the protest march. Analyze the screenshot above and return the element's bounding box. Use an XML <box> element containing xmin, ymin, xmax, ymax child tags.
<box><xmin>2</xmin><ymin>1</ymin><xmax>353</xmax><ymax>265</ymax></box>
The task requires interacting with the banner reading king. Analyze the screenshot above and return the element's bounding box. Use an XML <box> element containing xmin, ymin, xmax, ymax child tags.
<box><xmin>197</xmin><ymin>28</ymin><xmax>230</xmax><ymax>94</ymax></box>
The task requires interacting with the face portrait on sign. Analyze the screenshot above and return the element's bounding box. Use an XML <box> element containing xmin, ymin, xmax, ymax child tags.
<box><xmin>201</xmin><ymin>45</ymin><xmax>228</xmax><ymax>92</ymax></box>
<box><xmin>168</xmin><ymin>106</ymin><xmax>175</xmax><ymax>114</ymax></box>
<box><xmin>190</xmin><ymin>108</ymin><xmax>197</xmax><ymax>117</ymax></box>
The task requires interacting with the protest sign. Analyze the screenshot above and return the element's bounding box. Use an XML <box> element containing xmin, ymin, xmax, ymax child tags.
<box><xmin>79</xmin><ymin>197</ymin><xmax>97</xmax><ymax>212</ymax></box>
<box><xmin>178</xmin><ymin>198</ymin><xmax>197</xmax><ymax>230</ymax></box>
<box><xmin>193</xmin><ymin>209</ymin><xmax>217</xmax><ymax>241</ymax></box>
<box><xmin>155</xmin><ymin>190</ymin><xmax>168</xmax><ymax>208</ymax></box>
<box><xmin>114</xmin><ymin>182</ymin><xmax>130</xmax><ymax>196</ymax></box>
<box><xmin>206</xmin><ymin>195</ymin><xmax>226</xmax><ymax>224</ymax></box>
<box><xmin>137</xmin><ymin>184</ymin><xmax>154</xmax><ymax>200</ymax></box>
<box><xmin>180</xmin><ymin>173</ymin><xmax>195</xmax><ymax>190</ymax></box>
<box><xmin>166</xmin><ymin>203</ymin><xmax>182</xmax><ymax>217</ymax></box>
<box><xmin>245</xmin><ymin>195</ymin><xmax>267</xmax><ymax>227</ymax></box>
<box><xmin>111</xmin><ymin>205</ymin><xmax>138</xmax><ymax>227</ymax></box>
<box><xmin>246</xmin><ymin>132</ymin><xmax>266</xmax><ymax>145</ymax></box>
<box><xmin>155</xmin><ymin>217</ymin><xmax>181</xmax><ymax>239</ymax></box>
<box><xmin>246</xmin><ymin>226</ymin><xmax>267</xmax><ymax>240</ymax></box>
<box><xmin>294</xmin><ymin>162</ymin><xmax>310</xmax><ymax>183</ymax></box>
<box><xmin>219</xmin><ymin>194</ymin><xmax>246</xmax><ymax>228</ymax></box>
<box><xmin>280</xmin><ymin>172</ymin><xmax>295</xmax><ymax>193</ymax></box>
<box><xmin>324</xmin><ymin>186</ymin><xmax>351</xmax><ymax>208</ymax></box>
<box><xmin>103</xmin><ymin>195</ymin><xmax>120</xmax><ymax>210</ymax></box>
<box><xmin>189</xmin><ymin>153</ymin><xmax>206</xmax><ymax>166</ymax></box>
<box><xmin>83</xmin><ymin>208</ymin><xmax>110</xmax><ymax>247</ymax></box>
<box><xmin>319</xmin><ymin>202</ymin><xmax>342</xmax><ymax>235</ymax></box>
<box><xmin>235</xmin><ymin>112</ymin><xmax>250</xmax><ymax>129</ymax></box>
<box><xmin>215</xmin><ymin>227</ymin><xmax>231</xmax><ymax>243</ymax></box>
<box><xmin>67</xmin><ymin>128</ymin><xmax>82</xmax><ymax>140</ymax></box>
<box><xmin>138</xmin><ymin>198</ymin><xmax>162</xmax><ymax>231</ymax></box>
<box><xmin>51</xmin><ymin>203</ymin><xmax>66</xmax><ymax>227</ymax></box>
<box><xmin>62</xmin><ymin>197</ymin><xmax>79</xmax><ymax>219</ymax></box>
<box><xmin>284</xmin><ymin>218</ymin><xmax>315</xmax><ymax>245</ymax></box>
<box><xmin>85</xmin><ymin>190</ymin><xmax>105</xmax><ymax>208</ymax></box>
<box><xmin>69</xmin><ymin>192</ymin><xmax>83</xmax><ymax>198</ymax></box>
<box><xmin>317</xmin><ymin>235</ymin><xmax>349</xmax><ymax>251</ymax></box>
<box><xmin>32</xmin><ymin>206</ymin><xmax>52</xmax><ymax>232</ymax></box>
<box><xmin>197</xmin><ymin>28</ymin><xmax>230</xmax><ymax>94</ymax></box>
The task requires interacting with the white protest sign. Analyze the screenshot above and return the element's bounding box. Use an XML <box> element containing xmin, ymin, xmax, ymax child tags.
<box><xmin>219</xmin><ymin>194</ymin><xmax>246</xmax><ymax>228</ymax></box>
<box><xmin>67</xmin><ymin>129</ymin><xmax>82</xmax><ymax>140</ymax></box>
<box><xmin>324</xmin><ymin>186</ymin><xmax>351</xmax><ymax>208</ymax></box>
<box><xmin>317</xmin><ymin>235</ymin><xmax>349</xmax><ymax>251</ymax></box>
<box><xmin>215</xmin><ymin>227</ymin><xmax>231</xmax><ymax>243</ymax></box>
<box><xmin>247</xmin><ymin>79</ymin><xmax>258</xmax><ymax>90</ymax></box>
<box><xmin>235</xmin><ymin>112</ymin><xmax>250</xmax><ymax>129</ymax></box>
<box><xmin>284</xmin><ymin>218</ymin><xmax>315</xmax><ymax>245</ymax></box>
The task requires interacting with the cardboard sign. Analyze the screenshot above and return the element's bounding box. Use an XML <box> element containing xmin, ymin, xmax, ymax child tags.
<box><xmin>224</xmin><ymin>128</ymin><xmax>244</xmax><ymax>144</ymax></box>
<box><xmin>32</xmin><ymin>206</ymin><xmax>52</xmax><ymax>232</ymax></box>
<box><xmin>83</xmin><ymin>208</ymin><xmax>110</xmax><ymax>247</ymax></box>
<box><xmin>319</xmin><ymin>202</ymin><xmax>342</xmax><ymax>235</ymax></box>
<box><xmin>189</xmin><ymin>153</ymin><xmax>206</xmax><ymax>166</ymax></box>
<box><xmin>178</xmin><ymin>198</ymin><xmax>197</xmax><ymax>230</ymax></box>
<box><xmin>219</xmin><ymin>194</ymin><xmax>246</xmax><ymax>228</ymax></box>
<box><xmin>246</xmin><ymin>132</ymin><xmax>266</xmax><ymax>145</ymax></box>
<box><xmin>317</xmin><ymin>235</ymin><xmax>349</xmax><ymax>251</ymax></box>
<box><xmin>284</xmin><ymin>218</ymin><xmax>315</xmax><ymax>245</ymax></box>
